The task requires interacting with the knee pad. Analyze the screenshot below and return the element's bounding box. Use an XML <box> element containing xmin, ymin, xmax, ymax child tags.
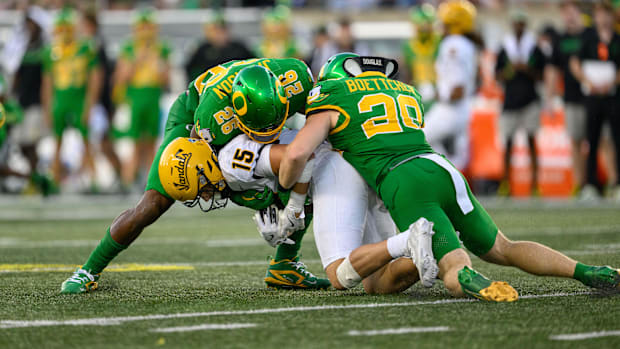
<box><xmin>336</xmin><ymin>257</ymin><xmax>362</xmax><ymax>289</ymax></box>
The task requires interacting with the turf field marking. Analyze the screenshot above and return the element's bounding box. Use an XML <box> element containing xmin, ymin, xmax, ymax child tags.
<box><xmin>0</xmin><ymin>263</ymin><xmax>194</xmax><ymax>273</ymax></box>
<box><xmin>150</xmin><ymin>323</ymin><xmax>257</xmax><ymax>333</ymax></box>
<box><xmin>0</xmin><ymin>260</ymin><xmax>323</xmax><ymax>273</ymax></box>
<box><xmin>0</xmin><ymin>237</ymin><xmax>265</xmax><ymax>249</ymax></box>
<box><xmin>549</xmin><ymin>330</ymin><xmax>620</xmax><ymax>341</ymax></box>
<box><xmin>0</xmin><ymin>292</ymin><xmax>591</xmax><ymax>329</ymax></box>
<box><xmin>347</xmin><ymin>326</ymin><xmax>450</xmax><ymax>336</ymax></box>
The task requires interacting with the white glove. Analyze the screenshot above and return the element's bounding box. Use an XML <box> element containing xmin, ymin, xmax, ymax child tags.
<box><xmin>278</xmin><ymin>204</ymin><xmax>305</xmax><ymax>238</ymax></box>
<box><xmin>253</xmin><ymin>205</ymin><xmax>294</xmax><ymax>247</ymax></box>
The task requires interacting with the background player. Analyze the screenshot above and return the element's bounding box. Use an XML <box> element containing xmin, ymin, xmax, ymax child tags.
<box><xmin>41</xmin><ymin>8</ymin><xmax>100</xmax><ymax>188</ymax></box>
<box><xmin>422</xmin><ymin>0</ymin><xmax>479</xmax><ymax>171</ymax></box>
<box><xmin>113</xmin><ymin>9</ymin><xmax>171</xmax><ymax>188</ymax></box>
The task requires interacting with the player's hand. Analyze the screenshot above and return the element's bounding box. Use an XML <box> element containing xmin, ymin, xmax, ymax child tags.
<box><xmin>278</xmin><ymin>204</ymin><xmax>305</xmax><ymax>238</ymax></box>
<box><xmin>253</xmin><ymin>205</ymin><xmax>294</xmax><ymax>247</ymax></box>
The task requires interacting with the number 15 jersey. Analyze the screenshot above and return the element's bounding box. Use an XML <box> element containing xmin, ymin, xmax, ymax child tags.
<box><xmin>305</xmin><ymin>72</ymin><xmax>433</xmax><ymax>192</ymax></box>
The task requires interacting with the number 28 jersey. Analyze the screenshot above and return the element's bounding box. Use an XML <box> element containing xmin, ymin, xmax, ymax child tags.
<box><xmin>305</xmin><ymin>72</ymin><xmax>433</xmax><ymax>192</ymax></box>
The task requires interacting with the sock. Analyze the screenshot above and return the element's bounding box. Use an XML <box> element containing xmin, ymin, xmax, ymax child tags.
<box><xmin>82</xmin><ymin>228</ymin><xmax>128</xmax><ymax>274</ymax></box>
<box><xmin>386</xmin><ymin>230</ymin><xmax>410</xmax><ymax>258</ymax></box>
<box><xmin>573</xmin><ymin>262</ymin><xmax>590</xmax><ymax>283</ymax></box>
<box><xmin>274</xmin><ymin>228</ymin><xmax>305</xmax><ymax>261</ymax></box>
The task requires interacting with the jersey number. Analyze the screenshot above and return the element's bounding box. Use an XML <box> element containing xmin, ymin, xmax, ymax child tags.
<box><xmin>358</xmin><ymin>93</ymin><xmax>423</xmax><ymax>139</ymax></box>
<box><xmin>279</xmin><ymin>70</ymin><xmax>304</xmax><ymax>98</ymax></box>
<box><xmin>232</xmin><ymin>149</ymin><xmax>255</xmax><ymax>171</ymax></box>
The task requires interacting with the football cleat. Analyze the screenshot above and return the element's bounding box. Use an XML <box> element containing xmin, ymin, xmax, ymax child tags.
<box><xmin>405</xmin><ymin>218</ymin><xmax>439</xmax><ymax>288</ymax></box>
<box><xmin>60</xmin><ymin>268</ymin><xmax>100</xmax><ymax>294</ymax></box>
<box><xmin>580</xmin><ymin>266</ymin><xmax>620</xmax><ymax>290</ymax></box>
<box><xmin>458</xmin><ymin>266</ymin><xmax>518</xmax><ymax>302</ymax></box>
<box><xmin>264</xmin><ymin>258</ymin><xmax>331</xmax><ymax>290</ymax></box>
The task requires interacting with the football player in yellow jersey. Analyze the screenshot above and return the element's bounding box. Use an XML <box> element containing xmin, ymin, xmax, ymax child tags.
<box><xmin>402</xmin><ymin>3</ymin><xmax>441</xmax><ymax>107</ymax></box>
<box><xmin>41</xmin><ymin>8</ymin><xmax>101</xmax><ymax>186</ymax></box>
<box><xmin>113</xmin><ymin>8</ymin><xmax>171</xmax><ymax>187</ymax></box>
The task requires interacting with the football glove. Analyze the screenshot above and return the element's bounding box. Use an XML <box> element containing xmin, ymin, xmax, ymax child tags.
<box><xmin>253</xmin><ymin>204</ymin><xmax>294</xmax><ymax>247</ymax></box>
<box><xmin>278</xmin><ymin>203</ymin><xmax>305</xmax><ymax>238</ymax></box>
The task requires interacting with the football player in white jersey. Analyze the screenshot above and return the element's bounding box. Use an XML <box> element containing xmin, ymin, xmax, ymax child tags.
<box><xmin>422</xmin><ymin>0</ymin><xmax>479</xmax><ymax>170</ymax></box>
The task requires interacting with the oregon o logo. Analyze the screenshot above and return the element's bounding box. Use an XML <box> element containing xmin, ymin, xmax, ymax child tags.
<box><xmin>232</xmin><ymin>91</ymin><xmax>248</xmax><ymax>116</ymax></box>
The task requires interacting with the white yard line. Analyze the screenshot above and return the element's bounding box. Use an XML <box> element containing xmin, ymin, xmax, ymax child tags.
<box><xmin>150</xmin><ymin>323</ymin><xmax>257</xmax><ymax>333</ymax></box>
<box><xmin>0</xmin><ymin>292</ymin><xmax>590</xmax><ymax>329</ymax></box>
<box><xmin>549</xmin><ymin>330</ymin><xmax>620</xmax><ymax>341</ymax></box>
<box><xmin>347</xmin><ymin>326</ymin><xmax>449</xmax><ymax>336</ymax></box>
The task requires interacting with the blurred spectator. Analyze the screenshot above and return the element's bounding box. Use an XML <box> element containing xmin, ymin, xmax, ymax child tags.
<box><xmin>184</xmin><ymin>13</ymin><xmax>253</xmax><ymax>83</ymax></box>
<box><xmin>570</xmin><ymin>1</ymin><xmax>620</xmax><ymax>200</ymax></box>
<box><xmin>41</xmin><ymin>8</ymin><xmax>101</xmax><ymax>187</ymax></box>
<box><xmin>306</xmin><ymin>25</ymin><xmax>336</xmax><ymax>78</ymax></box>
<box><xmin>333</xmin><ymin>17</ymin><xmax>369</xmax><ymax>56</ymax></box>
<box><xmin>3</xmin><ymin>6</ymin><xmax>50</xmax><ymax>181</ymax></box>
<box><xmin>423</xmin><ymin>0</ymin><xmax>479</xmax><ymax>171</ymax></box>
<box><xmin>545</xmin><ymin>1</ymin><xmax>586</xmax><ymax>192</ymax></box>
<box><xmin>495</xmin><ymin>10</ymin><xmax>545</xmax><ymax>196</ymax></box>
<box><xmin>81</xmin><ymin>8</ymin><xmax>123</xmax><ymax>189</ymax></box>
<box><xmin>401</xmin><ymin>3</ymin><xmax>440</xmax><ymax>106</ymax></box>
<box><xmin>113</xmin><ymin>8</ymin><xmax>171</xmax><ymax>189</ymax></box>
<box><xmin>255</xmin><ymin>6</ymin><xmax>300</xmax><ymax>58</ymax></box>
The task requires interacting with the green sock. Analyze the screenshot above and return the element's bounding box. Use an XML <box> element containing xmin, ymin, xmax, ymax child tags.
<box><xmin>573</xmin><ymin>262</ymin><xmax>590</xmax><ymax>283</ymax></box>
<box><xmin>82</xmin><ymin>228</ymin><xmax>128</xmax><ymax>274</ymax></box>
<box><xmin>274</xmin><ymin>228</ymin><xmax>305</xmax><ymax>261</ymax></box>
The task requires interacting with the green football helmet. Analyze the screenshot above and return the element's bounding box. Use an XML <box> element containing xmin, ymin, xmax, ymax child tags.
<box><xmin>317</xmin><ymin>52</ymin><xmax>359</xmax><ymax>82</ymax></box>
<box><xmin>231</xmin><ymin>66</ymin><xmax>289</xmax><ymax>144</ymax></box>
<box><xmin>411</xmin><ymin>3</ymin><xmax>436</xmax><ymax>24</ymax></box>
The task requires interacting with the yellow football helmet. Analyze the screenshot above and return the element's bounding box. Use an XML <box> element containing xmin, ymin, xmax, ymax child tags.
<box><xmin>159</xmin><ymin>137</ymin><xmax>228</xmax><ymax>211</ymax></box>
<box><xmin>438</xmin><ymin>0</ymin><xmax>477</xmax><ymax>35</ymax></box>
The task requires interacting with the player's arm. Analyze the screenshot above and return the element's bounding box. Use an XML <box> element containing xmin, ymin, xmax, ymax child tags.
<box><xmin>158</xmin><ymin>45</ymin><xmax>171</xmax><ymax>87</ymax></box>
<box><xmin>279</xmin><ymin>110</ymin><xmax>336</xmax><ymax>189</ymax></box>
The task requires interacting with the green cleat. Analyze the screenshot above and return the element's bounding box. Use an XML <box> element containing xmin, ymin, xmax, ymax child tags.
<box><xmin>580</xmin><ymin>266</ymin><xmax>620</xmax><ymax>290</ymax></box>
<box><xmin>60</xmin><ymin>268</ymin><xmax>100</xmax><ymax>294</ymax></box>
<box><xmin>264</xmin><ymin>257</ymin><xmax>331</xmax><ymax>290</ymax></box>
<box><xmin>458</xmin><ymin>266</ymin><xmax>518</xmax><ymax>302</ymax></box>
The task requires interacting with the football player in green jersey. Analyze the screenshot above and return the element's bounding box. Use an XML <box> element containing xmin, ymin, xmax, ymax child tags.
<box><xmin>279</xmin><ymin>53</ymin><xmax>620</xmax><ymax>301</ymax></box>
<box><xmin>60</xmin><ymin>58</ymin><xmax>326</xmax><ymax>294</ymax></box>
<box><xmin>255</xmin><ymin>6</ymin><xmax>300</xmax><ymax>59</ymax></box>
<box><xmin>113</xmin><ymin>8</ymin><xmax>171</xmax><ymax>187</ymax></box>
<box><xmin>402</xmin><ymin>3</ymin><xmax>440</xmax><ymax>107</ymax></box>
<box><xmin>42</xmin><ymin>8</ymin><xmax>100</xmax><ymax>185</ymax></box>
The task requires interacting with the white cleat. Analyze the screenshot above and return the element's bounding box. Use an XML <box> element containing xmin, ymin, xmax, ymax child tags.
<box><xmin>407</xmin><ymin>218</ymin><xmax>439</xmax><ymax>288</ymax></box>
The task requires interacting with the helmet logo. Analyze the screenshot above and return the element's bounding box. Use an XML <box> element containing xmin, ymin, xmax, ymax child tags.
<box><xmin>173</xmin><ymin>149</ymin><xmax>192</xmax><ymax>192</ymax></box>
<box><xmin>274</xmin><ymin>79</ymin><xmax>287</xmax><ymax>104</ymax></box>
<box><xmin>232</xmin><ymin>91</ymin><xmax>248</xmax><ymax>116</ymax></box>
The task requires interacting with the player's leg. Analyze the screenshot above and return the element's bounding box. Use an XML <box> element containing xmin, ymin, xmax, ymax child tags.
<box><xmin>445</xmin><ymin>156</ymin><xmax>620</xmax><ymax>291</ymax></box>
<box><xmin>564</xmin><ymin>103</ymin><xmax>587</xmax><ymax>190</ymax></box>
<box><xmin>524</xmin><ymin>102</ymin><xmax>540</xmax><ymax>194</ymax></box>
<box><xmin>60</xmin><ymin>121</ymin><xmax>189</xmax><ymax>294</ymax></box>
<box><xmin>75</xmin><ymin>110</ymin><xmax>96</xmax><ymax>185</ymax></box>
<box><xmin>383</xmin><ymin>157</ymin><xmax>517</xmax><ymax>301</ymax></box>
<box><xmin>311</xmin><ymin>151</ymin><xmax>372</xmax><ymax>290</ymax></box>
<box><xmin>498</xmin><ymin>109</ymin><xmax>519</xmax><ymax>195</ymax></box>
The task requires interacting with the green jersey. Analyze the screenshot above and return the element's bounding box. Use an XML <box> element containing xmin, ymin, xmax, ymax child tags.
<box><xmin>402</xmin><ymin>34</ymin><xmax>440</xmax><ymax>85</ymax></box>
<box><xmin>42</xmin><ymin>40</ymin><xmax>99</xmax><ymax>99</ymax></box>
<box><xmin>120</xmin><ymin>39</ymin><xmax>171</xmax><ymax>89</ymax></box>
<box><xmin>305</xmin><ymin>72</ymin><xmax>432</xmax><ymax>191</ymax></box>
<box><xmin>193</xmin><ymin>58</ymin><xmax>313</xmax><ymax>147</ymax></box>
